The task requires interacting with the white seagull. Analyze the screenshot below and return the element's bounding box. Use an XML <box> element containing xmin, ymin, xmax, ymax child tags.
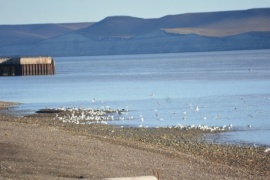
<box><xmin>265</xmin><ymin>148</ymin><xmax>270</xmax><ymax>153</ymax></box>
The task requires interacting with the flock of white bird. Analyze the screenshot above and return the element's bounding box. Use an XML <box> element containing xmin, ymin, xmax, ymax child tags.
<box><xmin>50</xmin><ymin>102</ymin><xmax>234</xmax><ymax>133</ymax></box>
<box><xmin>174</xmin><ymin>124</ymin><xmax>233</xmax><ymax>132</ymax></box>
<box><xmin>47</xmin><ymin>95</ymin><xmax>269</xmax><ymax>132</ymax></box>
<box><xmin>52</xmin><ymin>106</ymin><xmax>131</xmax><ymax>125</ymax></box>
<box><xmin>48</xmin><ymin>97</ymin><xmax>270</xmax><ymax>152</ymax></box>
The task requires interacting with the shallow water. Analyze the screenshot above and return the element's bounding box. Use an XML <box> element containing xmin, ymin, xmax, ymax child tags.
<box><xmin>1</xmin><ymin>50</ymin><xmax>270</xmax><ymax>146</ymax></box>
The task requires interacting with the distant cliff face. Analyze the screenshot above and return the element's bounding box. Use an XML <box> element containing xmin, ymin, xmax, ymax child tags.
<box><xmin>1</xmin><ymin>8</ymin><xmax>270</xmax><ymax>57</ymax></box>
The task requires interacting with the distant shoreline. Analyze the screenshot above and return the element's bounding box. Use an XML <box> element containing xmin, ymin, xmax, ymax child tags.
<box><xmin>0</xmin><ymin>101</ymin><xmax>19</xmax><ymax>109</ymax></box>
<box><xmin>1</xmin><ymin>8</ymin><xmax>270</xmax><ymax>57</ymax></box>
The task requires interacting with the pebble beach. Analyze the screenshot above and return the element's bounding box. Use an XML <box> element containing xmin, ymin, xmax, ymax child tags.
<box><xmin>0</xmin><ymin>101</ymin><xmax>269</xmax><ymax>179</ymax></box>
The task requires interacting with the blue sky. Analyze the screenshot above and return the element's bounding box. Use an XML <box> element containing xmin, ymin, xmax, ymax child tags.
<box><xmin>1</xmin><ymin>0</ymin><xmax>270</xmax><ymax>24</ymax></box>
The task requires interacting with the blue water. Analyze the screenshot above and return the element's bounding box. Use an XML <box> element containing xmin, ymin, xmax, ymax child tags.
<box><xmin>1</xmin><ymin>50</ymin><xmax>270</xmax><ymax>146</ymax></box>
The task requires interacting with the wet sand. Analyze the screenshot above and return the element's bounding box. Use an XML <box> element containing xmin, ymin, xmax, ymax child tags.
<box><xmin>0</xmin><ymin>102</ymin><xmax>269</xmax><ymax>179</ymax></box>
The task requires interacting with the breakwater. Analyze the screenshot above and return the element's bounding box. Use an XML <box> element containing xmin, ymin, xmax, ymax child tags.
<box><xmin>0</xmin><ymin>56</ymin><xmax>55</xmax><ymax>76</ymax></box>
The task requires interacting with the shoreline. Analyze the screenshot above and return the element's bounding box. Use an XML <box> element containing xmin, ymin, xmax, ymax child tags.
<box><xmin>3</xmin><ymin>100</ymin><xmax>270</xmax><ymax>147</ymax></box>
<box><xmin>0</xmin><ymin>101</ymin><xmax>19</xmax><ymax>110</ymax></box>
<box><xmin>0</xmin><ymin>104</ymin><xmax>269</xmax><ymax>179</ymax></box>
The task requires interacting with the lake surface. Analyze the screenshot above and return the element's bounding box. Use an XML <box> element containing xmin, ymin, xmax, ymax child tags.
<box><xmin>1</xmin><ymin>50</ymin><xmax>270</xmax><ymax>146</ymax></box>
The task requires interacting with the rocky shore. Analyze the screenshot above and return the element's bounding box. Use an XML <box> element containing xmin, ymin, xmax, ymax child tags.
<box><xmin>0</xmin><ymin>102</ymin><xmax>269</xmax><ymax>179</ymax></box>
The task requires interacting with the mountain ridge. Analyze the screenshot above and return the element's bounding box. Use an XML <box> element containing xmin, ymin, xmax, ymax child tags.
<box><xmin>0</xmin><ymin>8</ymin><xmax>270</xmax><ymax>56</ymax></box>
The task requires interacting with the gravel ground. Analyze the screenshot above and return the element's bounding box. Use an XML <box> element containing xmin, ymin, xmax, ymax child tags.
<box><xmin>0</xmin><ymin>102</ymin><xmax>269</xmax><ymax>180</ymax></box>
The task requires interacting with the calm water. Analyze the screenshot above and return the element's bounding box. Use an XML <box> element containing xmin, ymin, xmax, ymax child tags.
<box><xmin>1</xmin><ymin>50</ymin><xmax>270</xmax><ymax>146</ymax></box>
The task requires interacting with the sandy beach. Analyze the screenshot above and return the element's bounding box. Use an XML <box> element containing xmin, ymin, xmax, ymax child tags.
<box><xmin>0</xmin><ymin>101</ymin><xmax>269</xmax><ymax>179</ymax></box>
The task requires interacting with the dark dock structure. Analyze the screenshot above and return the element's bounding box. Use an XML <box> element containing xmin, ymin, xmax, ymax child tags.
<box><xmin>0</xmin><ymin>57</ymin><xmax>55</xmax><ymax>76</ymax></box>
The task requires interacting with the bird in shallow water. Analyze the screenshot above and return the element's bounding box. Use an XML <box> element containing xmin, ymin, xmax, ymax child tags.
<box><xmin>139</xmin><ymin>114</ymin><xmax>144</xmax><ymax>122</ymax></box>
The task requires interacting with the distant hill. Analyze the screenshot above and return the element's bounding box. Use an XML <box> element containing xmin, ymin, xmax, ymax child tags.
<box><xmin>162</xmin><ymin>8</ymin><xmax>270</xmax><ymax>37</ymax></box>
<box><xmin>0</xmin><ymin>22</ymin><xmax>92</xmax><ymax>46</ymax></box>
<box><xmin>0</xmin><ymin>8</ymin><xmax>270</xmax><ymax>57</ymax></box>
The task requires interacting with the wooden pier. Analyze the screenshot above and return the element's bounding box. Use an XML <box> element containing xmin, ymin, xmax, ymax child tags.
<box><xmin>0</xmin><ymin>57</ymin><xmax>55</xmax><ymax>76</ymax></box>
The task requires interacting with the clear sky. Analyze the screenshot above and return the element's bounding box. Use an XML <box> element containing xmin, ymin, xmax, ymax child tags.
<box><xmin>1</xmin><ymin>0</ymin><xmax>270</xmax><ymax>25</ymax></box>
